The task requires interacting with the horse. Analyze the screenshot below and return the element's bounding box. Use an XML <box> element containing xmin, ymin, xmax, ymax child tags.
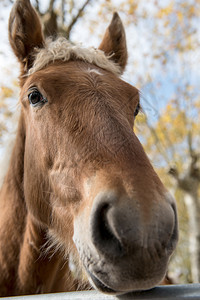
<box><xmin>0</xmin><ymin>0</ymin><xmax>178</xmax><ymax>296</ymax></box>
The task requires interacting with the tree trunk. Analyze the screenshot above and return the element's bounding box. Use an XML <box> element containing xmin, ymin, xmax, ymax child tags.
<box><xmin>184</xmin><ymin>191</ymin><xmax>200</xmax><ymax>282</ymax></box>
<box><xmin>169</xmin><ymin>157</ymin><xmax>200</xmax><ymax>283</ymax></box>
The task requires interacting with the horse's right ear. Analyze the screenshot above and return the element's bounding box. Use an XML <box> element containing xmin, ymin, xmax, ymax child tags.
<box><xmin>9</xmin><ymin>0</ymin><xmax>44</xmax><ymax>73</ymax></box>
<box><xmin>99</xmin><ymin>12</ymin><xmax>128</xmax><ymax>74</ymax></box>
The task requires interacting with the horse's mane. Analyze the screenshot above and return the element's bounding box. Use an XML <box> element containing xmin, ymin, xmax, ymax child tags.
<box><xmin>28</xmin><ymin>37</ymin><xmax>121</xmax><ymax>76</ymax></box>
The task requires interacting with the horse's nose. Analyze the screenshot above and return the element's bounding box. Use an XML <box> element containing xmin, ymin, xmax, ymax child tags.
<box><xmin>90</xmin><ymin>191</ymin><xmax>177</xmax><ymax>257</ymax></box>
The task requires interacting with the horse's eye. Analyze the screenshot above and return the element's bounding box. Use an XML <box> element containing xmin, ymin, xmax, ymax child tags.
<box><xmin>134</xmin><ymin>103</ymin><xmax>140</xmax><ymax>117</ymax></box>
<box><xmin>28</xmin><ymin>90</ymin><xmax>47</xmax><ymax>107</ymax></box>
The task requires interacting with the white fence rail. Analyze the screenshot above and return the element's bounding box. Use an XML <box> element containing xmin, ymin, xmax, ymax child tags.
<box><xmin>2</xmin><ymin>284</ymin><xmax>200</xmax><ymax>299</ymax></box>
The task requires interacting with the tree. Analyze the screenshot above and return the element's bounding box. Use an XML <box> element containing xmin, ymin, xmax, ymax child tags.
<box><xmin>134</xmin><ymin>0</ymin><xmax>200</xmax><ymax>282</ymax></box>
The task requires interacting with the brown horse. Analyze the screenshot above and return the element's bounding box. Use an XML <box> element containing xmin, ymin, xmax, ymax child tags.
<box><xmin>0</xmin><ymin>0</ymin><xmax>178</xmax><ymax>296</ymax></box>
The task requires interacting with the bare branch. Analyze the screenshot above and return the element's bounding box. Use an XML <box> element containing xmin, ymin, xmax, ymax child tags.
<box><xmin>61</xmin><ymin>0</ymin><xmax>65</xmax><ymax>26</ymax></box>
<box><xmin>49</xmin><ymin>0</ymin><xmax>56</xmax><ymax>13</ymax></box>
<box><xmin>35</xmin><ymin>0</ymin><xmax>40</xmax><ymax>12</ymax></box>
<box><xmin>66</xmin><ymin>0</ymin><xmax>91</xmax><ymax>39</ymax></box>
<box><xmin>188</xmin><ymin>124</ymin><xmax>194</xmax><ymax>152</ymax></box>
<box><xmin>43</xmin><ymin>10</ymin><xmax>58</xmax><ymax>38</ymax></box>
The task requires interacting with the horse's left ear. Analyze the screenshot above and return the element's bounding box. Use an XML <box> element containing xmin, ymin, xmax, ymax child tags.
<box><xmin>99</xmin><ymin>12</ymin><xmax>128</xmax><ymax>74</ymax></box>
<box><xmin>9</xmin><ymin>0</ymin><xmax>44</xmax><ymax>73</ymax></box>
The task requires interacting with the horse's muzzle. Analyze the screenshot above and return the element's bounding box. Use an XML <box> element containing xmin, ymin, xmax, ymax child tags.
<box><xmin>73</xmin><ymin>190</ymin><xmax>178</xmax><ymax>294</ymax></box>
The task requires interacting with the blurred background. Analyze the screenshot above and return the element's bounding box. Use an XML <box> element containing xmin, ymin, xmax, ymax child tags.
<box><xmin>0</xmin><ymin>0</ymin><xmax>200</xmax><ymax>285</ymax></box>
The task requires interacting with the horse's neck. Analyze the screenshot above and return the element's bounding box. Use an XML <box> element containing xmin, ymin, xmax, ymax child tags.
<box><xmin>0</xmin><ymin>115</ymin><xmax>75</xmax><ymax>296</ymax></box>
<box><xmin>17</xmin><ymin>215</ymin><xmax>75</xmax><ymax>295</ymax></box>
<box><xmin>0</xmin><ymin>114</ymin><xmax>27</xmax><ymax>295</ymax></box>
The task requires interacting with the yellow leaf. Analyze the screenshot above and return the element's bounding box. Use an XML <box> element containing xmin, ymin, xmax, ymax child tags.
<box><xmin>1</xmin><ymin>86</ymin><xmax>13</xmax><ymax>98</ymax></box>
<box><xmin>177</xmin><ymin>11</ymin><xmax>183</xmax><ymax>23</ymax></box>
<box><xmin>157</xmin><ymin>3</ymin><xmax>173</xmax><ymax>18</ymax></box>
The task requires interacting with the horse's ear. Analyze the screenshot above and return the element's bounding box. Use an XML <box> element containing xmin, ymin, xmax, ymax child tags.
<box><xmin>9</xmin><ymin>0</ymin><xmax>44</xmax><ymax>73</ymax></box>
<box><xmin>99</xmin><ymin>12</ymin><xmax>128</xmax><ymax>74</ymax></box>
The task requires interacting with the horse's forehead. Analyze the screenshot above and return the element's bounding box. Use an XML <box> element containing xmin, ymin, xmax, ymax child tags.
<box><xmin>24</xmin><ymin>61</ymin><xmax>137</xmax><ymax>97</ymax></box>
<box><xmin>86</xmin><ymin>67</ymin><xmax>103</xmax><ymax>76</ymax></box>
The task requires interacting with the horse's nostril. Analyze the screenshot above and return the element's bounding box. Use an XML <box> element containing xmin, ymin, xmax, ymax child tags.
<box><xmin>99</xmin><ymin>204</ymin><xmax>113</xmax><ymax>240</ymax></box>
<box><xmin>91</xmin><ymin>201</ymin><xmax>123</xmax><ymax>256</ymax></box>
